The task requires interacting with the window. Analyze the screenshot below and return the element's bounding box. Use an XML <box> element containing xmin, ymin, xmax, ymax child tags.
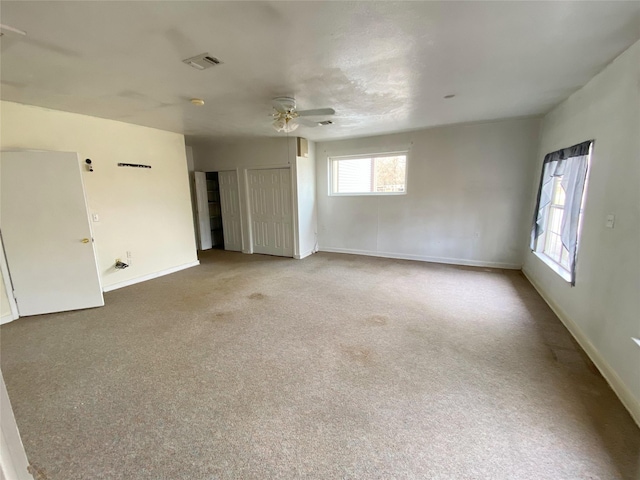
<box><xmin>541</xmin><ymin>176</ymin><xmax>571</xmax><ymax>270</ymax></box>
<box><xmin>531</xmin><ymin>141</ymin><xmax>592</xmax><ymax>285</ymax></box>
<box><xmin>330</xmin><ymin>153</ymin><xmax>407</xmax><ymax>195</ymax></box>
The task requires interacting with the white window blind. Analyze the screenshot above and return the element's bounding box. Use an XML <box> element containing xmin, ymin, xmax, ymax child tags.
<box><xmin>330</xmin><ymin>153</ymin><xmax>407</xmax><ymax>195</ymax></box>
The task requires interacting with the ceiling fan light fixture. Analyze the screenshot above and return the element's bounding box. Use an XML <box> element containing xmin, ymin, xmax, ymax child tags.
<box><xmin>284</xmin><ymin>121</ymin><xmax>299</xmax><ymax>133</ymax></box>
<box><xmin>272</xmin><ymin>115</ymin><xmax>299</xmax><ymax>133</ymax></box>
<box><xmin>272</xmin><ymin>118</ymin><xmax>286</xmax><ymax>131</ymax></box>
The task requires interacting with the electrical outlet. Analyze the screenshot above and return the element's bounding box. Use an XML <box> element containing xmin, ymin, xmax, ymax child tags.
<box><xmin>126</xmin><ymin>251</ymin><xmax>132</xmax><ymax>258</ymax></box>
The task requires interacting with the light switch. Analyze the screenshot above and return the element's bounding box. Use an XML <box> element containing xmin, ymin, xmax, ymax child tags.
<box><xmin>605</xmin><ymin>214</ymin><xmax>615</xmax><ymax>228</ymax></box>
<box><xmin>92</xmin><ymin>213</ymin><xmax>100</xmax><ymax>222</ymax></box>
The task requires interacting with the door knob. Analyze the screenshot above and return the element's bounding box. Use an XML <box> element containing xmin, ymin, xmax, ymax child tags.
<box><xmin>81</xmin><ymin>238</ymin><xmax>90</xmax><ymax>243</ymax></box>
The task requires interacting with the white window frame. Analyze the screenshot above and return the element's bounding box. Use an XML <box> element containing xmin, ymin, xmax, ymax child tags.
<box><xmin>328</xmin><ymin>151</ymin><xmax>409</xmax><ymax>196</ymax></box>
<box><xmin>533</xmin><ymin>175</ymin><xmax>573</xmax><ymax>282</ymax></box>
<box><xmin>532</xmin><ymin>145</ymin><xmax>592</xmax><ymax>284</ymax></box>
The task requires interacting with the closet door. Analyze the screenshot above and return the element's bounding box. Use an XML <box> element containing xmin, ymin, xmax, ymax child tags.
<box><xmin>194</xmin><ymin>172</ymin><xmax>212</xmax><ymax>250</ymax></box>
<box><xmin>247</xmin><ymin>168</ymin><xmax>293</xmax><ymax>257</ymax></box>
<box><xmin>218</xmin><ymin>170</ymin><xmax>242</xmax><ymax>252</ymax></box>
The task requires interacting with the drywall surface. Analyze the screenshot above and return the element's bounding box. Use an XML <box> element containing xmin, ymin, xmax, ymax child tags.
<box><xmin>185</xmin><ymin>146</ymin><xmax>200</xmax><ymax>249</ymax></box>
<box><xmin>191</xmin><ymin>137</ymin><xmax>295</xmax><ymax>172</ymax></box>
<box><xmin>316</xmin><ymin>117</ymin><xmax>541</xmax><ymax>268</ymax></box>
<box><xmin>295</xmin><ymin>141</ymin><xmax>318</xmax><ymax>258</ymax></box>
<box><xmin>1</xmin><ymin>101</ymin><xmax>198</xmax><ymax>290</ymax></box>
<box><xmin>522</xmin><ymin>41</ymin><xmax>640</xmax><ymax>422</ymax></box>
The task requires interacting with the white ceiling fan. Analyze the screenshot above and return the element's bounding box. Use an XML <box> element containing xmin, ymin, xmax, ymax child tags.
<box><xmin>271</xmin><ymin>97</ymin><xmax>335</xmax><ymax>133</ymax></box>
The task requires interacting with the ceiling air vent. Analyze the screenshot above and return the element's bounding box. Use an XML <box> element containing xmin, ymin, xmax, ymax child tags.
<box><xmin>318</xmin><ymin>120</ymin><xmax>333</xmax><ymax>126</ymax></box>
<box><xmin>182</xmin><ymin>53</ymin><xmax>222</xmax><ymax>70</ymax></box>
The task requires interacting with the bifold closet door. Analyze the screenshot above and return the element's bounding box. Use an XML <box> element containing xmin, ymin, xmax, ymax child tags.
<box><xmin>218</xmin><ymin>170</ymin><xmax>242</xmax><ymax>252</ymax></box>
<box><xmin>194</xmin><ymin>171</ymin><xmax>212</xmax><ymax>250</ymax></box>
<box><xmin>247</xmin><ymin>168</ymin><xmax>293</xmax><ymax>257</ymax></box>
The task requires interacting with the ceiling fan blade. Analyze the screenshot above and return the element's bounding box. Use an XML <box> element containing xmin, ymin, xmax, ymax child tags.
<box><xmin>297</xmin><ymin>118</ymin><xmax>321</xmax><ymax>128</ymax></box>
<box><xmin>297</xmin><ymin>108</ymin><xmax>335</xmax><ymax>117</ymax></box>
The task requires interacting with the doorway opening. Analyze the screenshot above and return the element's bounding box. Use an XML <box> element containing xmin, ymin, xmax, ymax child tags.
<box><xmin>206</xmin><ymin>172</ymin><xmax>224</xmax><ymax>250</ymax></box>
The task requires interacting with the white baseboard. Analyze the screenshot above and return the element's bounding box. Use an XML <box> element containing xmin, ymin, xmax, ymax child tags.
<box><xmin>318</xmin><ymin>247</ymin><xmax>521</xmax><ymax>270</ymax></box>
<box><xmin>294</xmin><ymin>249</ymin><xmax>315</xmax><ymax>260</ymax></box>
<box><xmin>0</xmin><ymin>313</ymin><xmax>17</xmax><ymax>326</ymax></box>
<box><xmin>102</xmin><ymin>261</ymin><xmax>200</xmax><ymax>293</ymax></box>
<box><xmin>522</xmin><ymin>268</ymin><xmax>640</xmax><ymax>427</ymax></box>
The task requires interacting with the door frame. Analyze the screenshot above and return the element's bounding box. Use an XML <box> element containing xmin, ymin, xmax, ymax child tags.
<box><xmin>0</xmin><ymin>234</ymin><xmax>19</xmax><ymax>324</ymax></box>
<box><xmin>243</xmin><ymin>165</ymin><xmax>297</xmax><ymax>256</ymax></box>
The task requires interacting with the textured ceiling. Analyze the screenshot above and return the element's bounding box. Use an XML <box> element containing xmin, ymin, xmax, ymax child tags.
<box><xmin>1</xmin><ymin>1</ymin><xmax>639</xmax><ymax>142</ymax></box>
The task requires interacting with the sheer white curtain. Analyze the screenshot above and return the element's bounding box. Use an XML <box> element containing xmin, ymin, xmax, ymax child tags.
<box><xmin>531</xmin><ymin>141</ymin><xmax>592</xmax><ymax>285</ymax></box>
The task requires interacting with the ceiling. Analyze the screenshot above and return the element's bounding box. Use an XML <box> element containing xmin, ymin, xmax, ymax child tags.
<box><xmin>1</xmin><ymin>1</ymin><xmax>639</xmax><ymax>143</ymax></box>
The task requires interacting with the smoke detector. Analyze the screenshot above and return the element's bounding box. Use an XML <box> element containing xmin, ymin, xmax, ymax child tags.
<box><xmin>182</xmin><ymin>53</ymin><xmax>222</xmax><ymax>70</ymax></box>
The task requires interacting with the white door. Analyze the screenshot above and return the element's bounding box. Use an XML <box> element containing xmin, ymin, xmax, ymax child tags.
<box><xmin>194</xmin><ymin>171</ymin><xmax>212</xmax><ymax>250</ymax></box>
<box><xmin>0</xmin><ymin>151</ymin><xmax>104</xmax><ymax>316</ymax></box>
<box><xmin>247</xmin><ymin>168</ymin><xmax>293</xmax><ymax>257</ymax></box>
<box><xmin>218</xmin><ymin>170</ymin><xmax>242</xmax><ymax>252</ymax></box>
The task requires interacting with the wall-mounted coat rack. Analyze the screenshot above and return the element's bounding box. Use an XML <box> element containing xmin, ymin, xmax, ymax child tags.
<box><xmin>117</xmin><ymin>163</ymin><xmax>151</xmax><ymax>169</ymax></box>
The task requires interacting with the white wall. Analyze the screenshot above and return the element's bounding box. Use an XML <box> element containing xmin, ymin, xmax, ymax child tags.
<box><xmin>190</xmin><ymin>137</ymin><xmax>295</xmax><ymax>172</ymax></box>
<box><xmin>522</xmin><ymin>41</ymin><xmax>640</xmax><ymax>424</ymax></box>
<box><xmin>1</xmin><ymin>101</ymin><xmax>198</xmax><ymax>292</ymax></box>
<box><xmin>316</xmin><ymin>117</ymin><xmax>541</xmax><ymax>268</ymax></box>
<box><xmin>295</xmin><ymin>141</ymin><xmax>318</xmax><ymax>259</ymax></box>
<box><xmin>185</xmin><ymin>146</ymin><xmax>200</xmax><ymax>249</ymax></box>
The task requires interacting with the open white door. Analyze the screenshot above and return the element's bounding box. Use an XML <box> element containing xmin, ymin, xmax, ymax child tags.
<box><xmin>0</xmin><ymin>151</ymin><xmax>104</xmax><ymax>316</ymax></box>
<box><xmin>247</xmin><ymin>168</ymin><xmax>294</xmax><ymax>257</ymax></box>
<box><xmin>218</xmin><ymin>170</ymin><xmax>242</xmax><ymax>252</ymax></box>
<box><xmin>194</xmin><ymin>171</ymin><xmax>212</xmax><ymax>250</ymax></box>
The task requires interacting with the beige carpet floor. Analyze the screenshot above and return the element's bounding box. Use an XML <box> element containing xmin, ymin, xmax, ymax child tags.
<box><xmin>1</xmin><ymin>250</ymin><xmax>638</xmax><ymax>480</ymax></box>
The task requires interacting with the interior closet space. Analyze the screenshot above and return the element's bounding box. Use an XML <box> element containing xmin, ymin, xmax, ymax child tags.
<box><xmin>206</xmin><ymin>172</ymin><xmax>224</xmax><ymax>249</ymax></box>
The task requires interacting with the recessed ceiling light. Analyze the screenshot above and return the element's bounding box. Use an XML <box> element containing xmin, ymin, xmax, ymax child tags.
<box><xmin>444</xmin><ymin>94</ymin><xmax>456</xmax><ymax>99</ymax></box>
<box><xmin>190</xmin><ymin>98</ymin><xmax>205</xmax><ymax>106</ymax></box>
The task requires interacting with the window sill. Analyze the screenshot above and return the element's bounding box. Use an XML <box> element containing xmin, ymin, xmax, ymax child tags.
<box><xmin>532</xmin><ymin>251</ymin><xmax>572</xmax><ymax>283</ymax></box>
<box><xmin>329</xmin><ymin>192</ymin><xmax>407</xmax><ymax>197</ymax></box>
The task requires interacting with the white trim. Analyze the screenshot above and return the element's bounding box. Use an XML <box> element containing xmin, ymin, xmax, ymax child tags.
<box><xmin>1</xmin><ymin>371</ymin><xmax>34</xmax><ymax>480</ymax></box>
<box><xmin>318</xmin><ymin>247</ymin><xmax>521</xmax><ymax>269</ymax></box>
<box><xmin>0</xmin><ymin>237</ymin><xmax>19</xmax><ymax>321</ymax></box>
<box><xmin>329</xmin><ymin>192</ymin><xmax>407</xmax><ymax>197</ymax></box>
<box><xmin>1</xmin><ymin>313</ymin><xmax>16</xmax><ymax>325</ymax></box>
<box><xmin>328</xmin><ymin>151</ymin><xmax>409</xmax><ymax>197</ymax></box>
<box><xmin>532</xmin><ymin>251</ymin><xmax>572</xmax><ymax>283</ymax></box>
<box><xmin>102</xmin><ymin>261</ymin><xmax>200</xmax><ymax>292</ymax></box>
<box><xmin>294</xmin><ymin>249</ymin><xmax>315</xmax><ymax>260</ymax></box>
<box><xmin>522</xmin><ymin>268</ymin><xmax>640</xmax><ymax>428</ymax></box>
